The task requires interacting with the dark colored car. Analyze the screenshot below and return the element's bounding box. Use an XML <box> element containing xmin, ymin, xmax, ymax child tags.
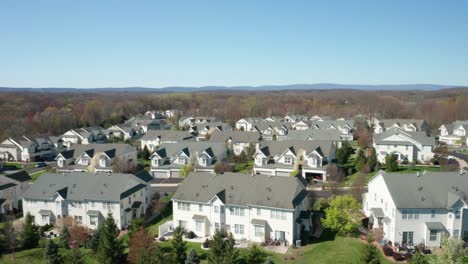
<box><xmin>35</xmin><ymin>162</ymin><xmax>47</xmax><ymax>168</ymax></box>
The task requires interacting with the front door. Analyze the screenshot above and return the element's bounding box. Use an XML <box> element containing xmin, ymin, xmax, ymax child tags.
<box><xmin>402</xmin><ymin>231</ymin><xmax>414</xmax><ymax>244</ymax></box>
<box><xmin>275</xmin><ymin>230</ymin><xmax>286</xmax><ymax>241</ymax></box>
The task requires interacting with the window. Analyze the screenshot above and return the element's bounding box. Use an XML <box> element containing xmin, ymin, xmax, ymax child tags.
<box><xmin>42</xmin><ymin>215</ymin><xmax>48</xmax><ymax>223</ymax></box>
<box><xmin>215</xmin><ymin>222</ymin><xmax>220</xmax><ymax>231</ymax></box>
<box><xmin>178</xmin><ymin>202</ymin><xmax>190</xmax><ymax>211</ymax></box>
<box><xmin>199</xmin><ymin>204</ymin><xmax>203</xmax><ymax>212</ymax></box>
<box><xmin>254</xmin><ymin>225</ymin><xmax>264</xmax><ymax>237</ymax></box>
<box><xmin>402</xmin><ymin>231</ymin><xmax>414</xmax><ymax>244</ymax></box>
<box><xmin>284</xmin><ymin>157</ymin><xmax>292</xmax><ymax>164</ymax></box>
<box><xmin>454</xmin><ymin>230</ymin><xmax>460</xmax><ymax>238</ymax></box>
<box><xmin>91</xmin><ymin>201</ymin><xmax>95</xmax><ymax>208</ymax></box>
<box><xmin>405</xmin><ymin>145</ymin><xmax>409</xmax><ymax>150</ymax></box>
<box><xmin>256</xmin><ymin>208</ymin><xmax>261</xmax><ymax>216</ymax></box>
<box><xmin>309</xmin><ymin>158</ymin><xmax>317</xmax><ymax>167</ymax></box>
<box><xmin>105</xmin><ymin>202</ymin><xmax>112</xmax><ymax>210</ymax></box>
<box><xmin>214</xmin><ymin>206</ymin><xmax>219</xmax><ymax>213</ymax></box>
<box><xmin>271</xmin><ymin>210</ymin><xmax>287</xmax><ymax>220</ymax></box>
<box><xmin>178</xmin><ymin>220</ymin><xmax>187</xmax><ymax>229</ymax></box>
<box><xmin>429</xmin><ymin>230</ymin><xmax>437</xmax><ymax>241</ymax></box>
<box><xmin>374</xmin><ymin>193</ymin><xmax>376</xmax><ymax>201</ymax></box>
<box><xmin>401</xmin><ymin>209</ymin><xmax>419</xmax><ymax>220</ymax></box>
<box><xmin>230</xmin><ymin>207</ymin><xmax>245</xmax><ymax>216</ymax></box>
<box><xmin>128</xmin><ymin>197</ymin><xmax>131</xmax><ymax>204</ymax></box>
<box><xmin>234</xmin><ymin>224</ymin><xmax>244</xmax><ymax>235</ymax></box>
<box><xmin>90</xmin><ymin>216</ymin><xmax>97</xmax><ymax>226</ymax></box>
<box><xmin>455</xmin><ymin>210</ymin><xmax>461</xmax><ymax>219</ymax></box>
<box><xmin>178</xmin><ymin>157</ymin><xmax>186</xmax><ymax>164</ymax></box>
<box><xmin>195</xmin><ymin>221</ymin><xmax>203</xmax><ymax>232</ymax></box>
<box><xmin>431</xmin><ymin>210</ymin><xmax>436</xmax><ymax>218</ymax></box>
<box><xmin>74</xmin><ymin>215</ymin><xmax>83</xmax><ymax>224</ymax></box>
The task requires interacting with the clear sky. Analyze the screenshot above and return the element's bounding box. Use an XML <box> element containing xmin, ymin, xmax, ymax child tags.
<box><xmin>1</xmin><ymin>0</ymin><xmax>468</xmax><ymax>88</ymax></box>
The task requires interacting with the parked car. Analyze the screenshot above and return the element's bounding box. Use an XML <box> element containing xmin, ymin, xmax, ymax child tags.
<box><xmin>35</xmin><ymin>162</ymin><xmax>47</xmax><ymax>168</ymax></box>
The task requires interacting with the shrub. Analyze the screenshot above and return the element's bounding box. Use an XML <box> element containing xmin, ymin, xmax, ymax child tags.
<box><xmin>392</xmin><ymin>252</ymin><xmax>404</xmax><ymax>261</ymax></box>
<box><xmin>203</xmin><ymin>238</ymin><xmax>211</xmax><ymax>248</ymax></box>
<box><xmin>313</xmin><ymin>198</ymin><xmax>329</xmax><ymax>211</ymax></box>
<box><xmin>383</xmin><ymin>246</ymin><xmax>393</xmax><ymax>257</ymax></box>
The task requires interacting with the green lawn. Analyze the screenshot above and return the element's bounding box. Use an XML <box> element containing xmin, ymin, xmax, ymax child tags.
<box><xmin>289</xmin><ymin>236</ymin><xmax>393</xmax><ymax>264</ymax></box>
<box><xmin>3</xmin><ymin>162</ymin><xmax>25</xmax><ymax>170</ymax></box>
<box><xmin>0</xmin><ymin>248</ymin><xmax>99</xmax><ymax>264</ymax></box>
<box><xmin>137</xmin><ymin>158</ymin><xmax>151</xmax><ymax>166</ymax></box>
<box><xmin>390</xmin><ymin>165</ymin><xmax>440</xmax><ymax>174</ymax></box>
<box><xmin>233</xmin><ymin>160</ymin><xmax>254</xmax><ymax>174</ymax></box>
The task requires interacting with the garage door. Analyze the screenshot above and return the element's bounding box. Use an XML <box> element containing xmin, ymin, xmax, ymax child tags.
<box><xmin>276</xmin><ymin>171</ymin><xmax>291</xmax><ymax>177</ymax></box>
<box><xmin>153</xmin><ymin>171</ymin><xmax>170</xmax><ymax>178</ymax></box>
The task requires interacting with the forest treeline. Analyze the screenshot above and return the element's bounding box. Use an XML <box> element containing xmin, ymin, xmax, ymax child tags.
<box><xmin>0</xmin><ymin>88</ymin><xmax>467</xmax><ymax>140</ymax></box>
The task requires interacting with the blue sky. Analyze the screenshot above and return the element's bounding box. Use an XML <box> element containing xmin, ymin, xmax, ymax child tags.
<box><xmin>1</xmin><ymin>0</ymin><xmax>468</xmax><ymax>88</ymax></box>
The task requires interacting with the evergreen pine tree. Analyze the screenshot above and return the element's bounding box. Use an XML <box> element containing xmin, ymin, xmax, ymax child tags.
<box><xmin>45</xmin><ymin>240</ymin><xmax>60</xmax><ymax>264</ymax></box>
<box><xmin>385</xmin><ymin>154</ymin><xmax>398</xmax><ymax>172</ymax></box>
<box><xmin>60</xmin><ymin>225</ymin><xmax>70</xmax><ymax>249</ymax></box>
<box><xmin>97</xmin><ymin>213</ymin><xmax>124</xmax><ymax>264</ymax></box>
<box><xmin>264</xmin><ymin>256</ymin><xmax>275</xmax><ymax>264</ymax></box>
<box><xmin>22</xmin><ymin>212</ymin><xmax>40</xmax><ymax>249</ymax></box>
<box><xmin>64</xmin><ymin>248</ymin><xmax>85</xmax><ymax>264</ymax></box>
<box><xmin>367</xmin><ymin>147</ymin><xmax>378</xmax><ymax>172</ymax></box>
<box><xmin>185</xmin><ymin>248</ymin><xmax>200</xmax><ymax>264</ymax></box>
<box><xmin>170</xmin><ymin>226</ymin><xmax>188</xmax><ymax>264</ymax></box>
<box><xmin>208</xmin><ymin>231</ymin><xmax>226</xmax><ymax>264</ymax></box>
<box><xmin>223</xmin><ymin>233</ymin><xmax>240</xmax><ymax>264</ymax></box>
<box><xmin>246</xmin><ymin>244</ymin><xmax>266</xmax><ymax>264</ymax></box>
<box><xmin>89</xmin><ymin>224</ymin><xmax>103</xmax><ymax>253</ymax></box>
<box><xmin>142</xmin><ymin>145</ymin><xmax>151</xmax><ymax>160</ymax></box>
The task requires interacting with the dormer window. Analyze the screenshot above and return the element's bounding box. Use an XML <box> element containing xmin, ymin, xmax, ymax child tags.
<box><xmin>309</xmin><ymin>158</ymin><xmax>317</xmax><ymax>167</ymax></box>
<box><xmin>81</xmin><ymin>158</ymin><xmax>89</xmax><ymax>166</ymax></box>
<box><xmin>199</xmin><ymin>157</ymin><xmax>208</xmax><ymax>166</ymax></box>
<box><xmin>58</xmin><ymin>158</ymin><xmax>64</xmax><ymax>167</ymax></box>
<box><xmin>178</xmin><ymin>157</ymin><xmax>187</xmax><ymax>164</ymax></box>
<box><xmin>152</xmin><ymin>158</ymin><xmax>160</xmax><ymax>167</ymax></box>
<box><xmin>99</xmin><ymin>158</ymin><xmax>106</xmax><ymax>167</ymax></box>
<box><xmin>284</xmin><ymin>156</ymin><xmax>292</xmax><ymax>164</ymax></box>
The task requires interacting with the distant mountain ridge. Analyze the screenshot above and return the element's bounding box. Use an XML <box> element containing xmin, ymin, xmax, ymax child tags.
<box><xmin>0</xmin><ymin>83</ymin><xmax>461</xmax><ymax>93</ymax></box>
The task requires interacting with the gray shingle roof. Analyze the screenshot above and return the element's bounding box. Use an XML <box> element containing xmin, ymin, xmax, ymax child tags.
<box><xmin>258</xmin><ymin>140</ymin><xmax>334</xmax><ymax>158</ymax></box>
<box><xmin>22</xmin><ymin>173</ymin><xmax>147</xmax><ymax>202</ymax></box>
<box><xmin>59</xmin><ymin>144</ymin><xmax>136</xmax><ymax>160</ymax></box>
<box><xmin>376</xmin><ymin>170</ymin><xmax>468</xmax><ymax>209</ymax></box>
<box><xmin>209</xmin><ymin>131</ymin><xmax>261</xmax><ymax>143</ymax></box>
<box><xmin>172</xmin><ymin>172</ymin><xmax>308</xmax><ymax>210</ymax></box>
<box><xmin>373</xmin><ymin>128</ymin><xmax>435</xmax><ymax>146</ymax></box>
<box><xmin>153</xmin><ymin>142</ymin><xmax>227</xmax><ymax>159</ymax></box>
<box><xmin>285</xmin><ymin>130</ymin><xmax>342</xmax><ymax>141</ymax></box>
<box><xmin>141</xmin><ymin>130</ymin><xmax>195</xmax><ymax>142</ymax></box>
<box><xmin>379</xmin><ymin>119</ymin><xmax>426</xmax><ymax>129</ymax></box>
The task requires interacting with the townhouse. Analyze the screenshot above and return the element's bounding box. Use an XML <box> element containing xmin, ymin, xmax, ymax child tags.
<box><xmin>373</xmin><ymin>128</ymin><xmax>435</xmax><ymax>164</ymax></box>
<box><xmin>107</xmin><ymin>124</ymin><xmax>140</xmax><ymax>141</ymax></box>
<box><xmin>253</xmin><ymin>122</ymin><xmax>292</xmax><ymax>140</ymax></box>
<box><xmin>56</xmin><ymin>143</ymin><xmax>137</xmax><ymax>173</ymax></box>
<box><xmin>140</xmin><ymin>130</ymin><xmax>196</xmax><ymax>152</ymax></box>
<box><xmin>292</xmin><ymin>120</ymin><xmax>354</xmax><ymax>141</ymax></box>
<box><xmin>439</xmin><ymin>121</ymin><xmax>468</xmax><ymax>145</ymax></box>
<box><xmin>0</xmin><ymin>171</ymin><xmax>32</xmax><ymax>214</ymax></box>
<box><xmin>371</xmin><ymin>118</ymin><xmax>429</xmax><ymax>134</ymax></box>
<box><xmin>179</xmin><ymin>116</ymin><xmax>219</xmax><ymax>128</ymax></box>
<box><xmin>60</xmin><ymin>127</ymin><xmax>107</xmax><ymax>147</ymax></box>
<box><xmin>363</xmin><ymin>170</ymin><xmax>468</xmax><ymax>247</ymax></box>
<box><xmin>0</xmin><ymin>136</ymin><xmax>62</xmax><ymax>162</ymax></box>
<box><xmin>284</xmin><ymin>130</ymin><xmax>343</xmax><ymax>148</ymax></box>
<box><xmin>253</xmin><ymin>140</ymin><xmax>336</xmax><ymax>181</ymax></box>
<box><xmin>190</xmin><ymin>122</ymin><xmax>233</xmax><ymax>141</ymax></box>
<box><xmin>22</xmin><ymin>172</ymin><xmax>152</xmax><ymax>229</ymax></box>
<box><xmin>149</xmin><ymin>142</ymin><xmax>227</xmax><ymax>178</ymax></box>
<box><xmin>125</xmin><ymin>114</ymin><xmax>167</xmax><ymax>133</ymax></box>
<box><xmin>235</xmin><ymin>118</ymin><xmax>264</xmax><ymax>132</ymax></box>
<box><xmin>209</xmin><ymin>131</ymin><xmax>262</xmax><ymax>156</ymax></box>
<box><xmin>172</xmin><ymin>172</ymin><xmax>312</xmax><ymax>244</ymax></box>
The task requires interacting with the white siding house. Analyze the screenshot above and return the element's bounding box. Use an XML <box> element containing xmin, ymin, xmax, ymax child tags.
<box><xmin>373</xmin><ymin>128</ymin><xmax>435</xmax><ymax>164</ymax></box>
<box><xmin>363</xmin><ymin>170</ymin><xmax>468</xmax><ymax>248</ymax></box>
<box><xmin>171</xmin><ymin>172</ymin><xmax>312</xmax><ymax>245</ymax></box>
<box><xmin>22</xmin><ymin>172</ymin><xmax>153</xmax><ymax>229</ymax></box>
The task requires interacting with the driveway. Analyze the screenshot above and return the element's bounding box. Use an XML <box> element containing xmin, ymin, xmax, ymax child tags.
<box><xmin>448</xmin><ymin>152</ymin><xmax>468</xmax><ymax>169</ymax></box>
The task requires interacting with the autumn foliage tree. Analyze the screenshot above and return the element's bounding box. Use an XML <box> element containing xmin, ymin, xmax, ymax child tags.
<box><xmin>128</xmin><ymin>226</ymin><xmax>164</xmax><ymax>264</ymax></box>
